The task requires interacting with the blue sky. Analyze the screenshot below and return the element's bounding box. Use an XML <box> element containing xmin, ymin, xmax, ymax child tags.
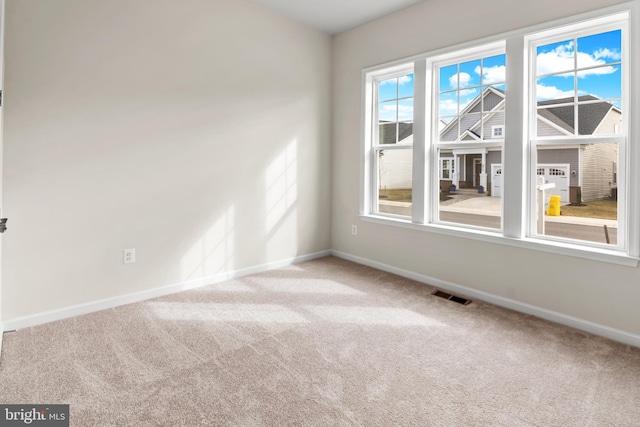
<box><xmin>378</xmin><ymin>74</ymin><xmax>414</xmax><ymax>122</ymax></box>
<box><xmin>437</xmin><ymin>29</ymin><xmax>622</xmax><ymax>118</ymax></box>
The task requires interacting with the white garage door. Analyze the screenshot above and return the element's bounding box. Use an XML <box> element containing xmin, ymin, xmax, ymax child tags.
<box><xmin>491</xmin><ymin>164</ymin><xmax>502</xmax><ymax>198</ymax></box>
<box><xmin>538</xmin><ymin>164</ymin><xmax>569</xmax><ymax>204</ymax></box>
<box><xmin>491</xmin><ymin>164</ymin><xmax>569</xmax><ymax>203</ymax></box>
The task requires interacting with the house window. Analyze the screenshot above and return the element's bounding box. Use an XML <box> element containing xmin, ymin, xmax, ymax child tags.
<box><xmin>440</xmin><ymin>158</ymin><xmax>454</xmax><ymax>179</ymax></box>
<box><xmin>362</xmin><ymin>5</ymin><xmax>637</xmax><ymax>265</ymax></box>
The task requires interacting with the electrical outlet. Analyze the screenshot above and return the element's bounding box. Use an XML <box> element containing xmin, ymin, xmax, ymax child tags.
<box><xmin>124</xmin><ymin>248</ymin><xmax>136</xmax><ymax>264</ymax></box>
<box><xmin>352</xmin><ymin>225</ymin><xmax>357</xmax><ymax>235</ymax></box>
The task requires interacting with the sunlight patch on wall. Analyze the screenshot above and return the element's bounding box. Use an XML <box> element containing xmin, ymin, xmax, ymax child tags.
<box><xmin>180</xmin><ymin>205</ymin><xmax>235</xmax><ymax>281</ymax></box>
<box><xmin>266</xmin><ymin>140</ymin><xmax>298</xmax><ymax>233</ymax></box>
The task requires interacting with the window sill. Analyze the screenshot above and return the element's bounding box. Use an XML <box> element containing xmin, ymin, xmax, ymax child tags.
<box><xmin>360</xmin><ymin>214</ymin><xmax>639</xmax><ymax>267</ymax></box>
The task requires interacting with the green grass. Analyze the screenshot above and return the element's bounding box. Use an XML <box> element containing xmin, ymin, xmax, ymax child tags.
<box><xmin>561</xmin><ymin>199</ymin><xmax>617</xmax><ymax>220</ymax></box>
<box><xmin>379</xmin><ymin>189</ymin><xmax>412</xmax><ymax>202</ymax></box>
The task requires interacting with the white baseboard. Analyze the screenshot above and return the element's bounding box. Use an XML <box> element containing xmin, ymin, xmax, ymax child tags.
<box><xmin>331</xmin><ymin>250</ymin><xmax>640</xmax><ymax>349</ymax></box>
<box><xmin>3</xmin><ymin>250</ymin><xmax>331</xmax><ymax>332</ymax></box>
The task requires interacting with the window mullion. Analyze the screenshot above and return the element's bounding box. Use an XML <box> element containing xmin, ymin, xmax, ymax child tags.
<box><xmin>503</xmin><ymin>36</ymin><xmax>527</xmax><ymax>239</ymax></box>
<box><xmin>412</xmin><ymin>59</ymin><xmax>427</xmax><ymax>224</ymax></box>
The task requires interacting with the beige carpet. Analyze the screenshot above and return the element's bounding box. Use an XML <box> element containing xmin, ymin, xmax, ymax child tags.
<box><xmin>1</xmin><ymin>256</ymin><xmax>639</xmax><ymax>426</ymax></box>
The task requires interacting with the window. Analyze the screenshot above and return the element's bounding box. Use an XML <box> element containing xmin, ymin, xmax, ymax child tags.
<box><xmin>434</xmin><ymin>47</ymin><xmax>506</xmax><ymax>230</ymax></box>
<box><xmin>440</xmin><ymin>158</ymin><xmax>455</xmax><ymax>180</ymax></box>
<box><xmin>362</xmin><ymin>4</ymin><xmax>637</xmax><ymax>265</ymax></box>
<box><xmin>371</xmin><ymin>70</ymin><xmax>414</xmax><ymax>217</ymax></box>
<box><xmin>529</xmin><ymin>21</ymin><xmax>625</xmax><ymax>246</ymax></box>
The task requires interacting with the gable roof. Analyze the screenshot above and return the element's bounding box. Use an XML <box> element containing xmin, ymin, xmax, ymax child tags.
<box><xmin>537</xmin><ymin>95</ymin><xmax>617</xmax><ymax>135</ymax></box>
<box><xmin>379</xmin><ymin>121</ymin><xmax>413</xmax><ymax>144</ymax></box>
<box><xmin>439</xmin><ymin>90</ymin><xmax>620</xmax><ymax>140</ymax></box>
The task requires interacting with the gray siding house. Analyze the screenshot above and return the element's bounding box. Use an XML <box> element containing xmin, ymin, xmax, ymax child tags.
<box><xmin>438</xmin><ymin>89</ymin><xmax>620</xmax><ymax>204</ymax></box>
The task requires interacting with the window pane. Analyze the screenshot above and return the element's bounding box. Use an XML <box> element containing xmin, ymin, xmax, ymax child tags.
<box><xmin>577</xmin><ymin>100</ymin><xmax>621</xmax><ymax>136</ymax></box>
<box><xmin>398</xmin><ymin>74</ymin><xmax>415</xmax><ymax>99</ymax></box>
<box><xmin>378</xmin><ymin>78</ymin><xmax>398</xmax><ymax>102</ymax></box>
<box><xmin>577</xmin><ymin>67</ymin><xmax>621</xmax><ymax>102</ymax></box>
<box><xmin>440</xmin><ymin>118</ymin><xmax>459</xmax><ymax>141</ymax></box>
<box><xmin>536</xmin><ymin>39</ymin><xmax>575</xmax><ymax>76</ymax></box>
<box><xmin>398</xmin><ymin>98</ymin><xmax>414</xmax><ymax>124</ymax></box>
<box><xmin>534</xmin><ymin>144</ymin><xmax>617</xmax><ymax>246</ymax></box>
<box><xmin>536</xmin><ymin>73</ymin><xmax>575</xmax><ymax>102</ymax></box>
<box><xmin>438</xmin><ymin>148</ymin><xmax>502</xmax><ymax>230</ymax></box>
<box><xmin>577</xmin><ymin>30</ymin><xmax>621</xmax><ymax>68</ymax></box>
<box><xmin>484</xmin><ymin>112</ymin><xmax>505</xmax><ymax>139</ymax></box>
<box><xmin>440</xmin><ymin>64</ymin><xmax>458</xmax><ymax>91</ymax></box>
<box><xmin>482</xmin><ymin>85</ymin><xmax>506</xmax><ymax>112</ymax></box>
<box><xmin>459</xmin><ymin>59</ymin><xmax>481</xmax><ymax>88</ymax></box>
<box><xmin>378</xmin><ymin>100</ymin><xmax>397</xmax><ymax>123</ymax></box>
<box><xmin>379</xmin><ymin>122</ymin><xmax>397</xmax><ymax>145</ymax></box>
<box><xmin>377</xmin><ymin>149</ymin><xmax>412</xmax><ymax>217</ymax></box>
<box><xmin>439</xmin><ymin>91</ymin><xmax>458</xmax><ymax>118</ymax></box>
<box><xmin>459</xmin><ymin>113</ymin><xmax>481</xmax><ymax>140</ymax></box>
<box><xmin>537</xmin><ymin>105</ymin><xmax>574</xmax><ymax>137</ymax></box>
<box><xmin>481</xmin><ymin>54</ymin><xmax>506</xmax><ymax>84</ymax></box>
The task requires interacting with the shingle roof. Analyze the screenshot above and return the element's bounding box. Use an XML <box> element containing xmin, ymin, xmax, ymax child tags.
<box><xmin>379</xmin><ymin>121</ymin><xmax>413</xmax><ymax>144</ymax></box>
<box><xmin>538</xmin><ymin>95</ymin><xmax>615</xmax><ymax>135</ymax></box>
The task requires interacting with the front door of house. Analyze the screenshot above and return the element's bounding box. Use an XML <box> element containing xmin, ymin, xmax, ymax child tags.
<box><xmin>474</xmin><ymin>159</ymin><xmax>482</xmax><ymax>188</ymax></box>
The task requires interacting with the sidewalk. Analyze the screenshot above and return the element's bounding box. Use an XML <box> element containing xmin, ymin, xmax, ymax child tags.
<box><xmin>439</xmin><ymin>196</ymin><xmax>618</xmax><ymax>228</ymax></box>
<box><xmin>379</xmin><ymin>196</ymin><xmax>618</xmax><ymax>228</ymax></box>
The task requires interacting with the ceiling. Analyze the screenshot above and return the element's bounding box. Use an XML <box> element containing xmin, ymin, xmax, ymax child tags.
<box><xmin>248</xmin><ymin>0</ymin><xmax>425</xmax><ymax>35</ymax></box>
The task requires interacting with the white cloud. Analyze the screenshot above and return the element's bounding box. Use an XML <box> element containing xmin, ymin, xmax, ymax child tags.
<box><xmin>439</xmin><ymin>98</ymin><xmax>472</xmax><ymax>116</ymax></box>
<box><xmin>536</xmin><ymin>84</ymin><xmax>587</xmax><ymax>101</ymax></box>
<box><xmin>537</xmin><ymin>42</ymin><xmax>618</xmax><ymax>77</ymax></box>
<box><xmin>475</xmin><ymin>65</ymin><xmax>506</xmax><ymax>84</ymax></box>
<box><xmin>449</xmin><ymin>72</ymin><xmax>473</xmax><ymax>89</ymax></box>
<box><xmin>397</xmin><ymin>104</ymin><xmax>413</xmax><ymax>121</ymax></box>
<box><xmin>439</xmin><ymin>99</ymin><xmax>458</xmax><ymax>116</ymax></box>
<box><xmin>594</xmin><ymin>47</ymin><xmax>621</xmax><ymax>61</ymax></box>
<box><xmin>380</xmin><ymin>75</ymin><xmax>413</xmax><ymax>86</ymax></box>
<box><xmin>536</xmin><ymin>84</ymin><xmax>574</xmax><ymax>101</ymax></box>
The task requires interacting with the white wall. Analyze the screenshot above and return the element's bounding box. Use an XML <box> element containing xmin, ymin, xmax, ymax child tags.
<box><xmin>332</xmin><ymin>0</ymin><xmax>640</xmax><ymax>338</ymax></box>
<box><xmin>2</xmin><ymin>0</ymin><xmax>332</xmax><ymax>321</ymax></box>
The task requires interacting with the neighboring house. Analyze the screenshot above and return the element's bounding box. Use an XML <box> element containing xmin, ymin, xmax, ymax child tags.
<box><xmin>438</xmin><ymin>89</ymin><xmax>620</xmax><ymax>203</ymax></box>
<box><xmin>378</xmin><ymin>89</ymin><xmax>620</xmax><ymax>204</ymax></box>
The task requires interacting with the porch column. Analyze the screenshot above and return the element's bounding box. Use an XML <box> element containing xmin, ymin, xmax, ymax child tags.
<box><xmin>480</xmin><ymin>152</ymin><xmax>488</xmax><ymax>188</ymax></box>
<box><xmin>452</xmin><ymin>154</ymin><xmax>459</xmax><ymax>188</ymax></box>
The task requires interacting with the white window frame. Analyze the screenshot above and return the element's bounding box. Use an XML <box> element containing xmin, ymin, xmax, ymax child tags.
<box><xmin>363</xmin><ymin>64</ymin><xmax>415</xmax><ymax>219</ymax></box>
<box><xmin>439</xmin><ymin>158</ymin><xmax>455</xmax><ymax>180</ymax></box>
<box><xmin>492</xmin><ymin>125</ymin><xmax>504</xmax><ymax>138</ymax></box>
<box><xmin>526</xmin><ymin>14</ymin><xmax>629</xmax><ymax>252</ymax></box>
<box><xmin>360</xmin><ymin>1</ymin><xmax>639</xmax><ymax>266</ymax></box>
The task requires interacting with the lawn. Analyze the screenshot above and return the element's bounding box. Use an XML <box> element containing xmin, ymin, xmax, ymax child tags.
<box><xmin>379</xmin><ymin>189</ymin><xmax>412</xmax><ymax>202</ymax></box>
<box><xmin>561</xmin><ymin>199</ymin><xmax>617</xmax><ymax>220</ymax></box>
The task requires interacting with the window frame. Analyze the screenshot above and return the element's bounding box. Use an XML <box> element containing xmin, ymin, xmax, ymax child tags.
<box><xmin>365</xmin><ymin>64</ymin><xmax>415</xmax><ymax>219</ymax></box>
<box><xmin>360</xmin><ymin>1</ymin><xmax>640</xmax><ymax>266</ymax></box>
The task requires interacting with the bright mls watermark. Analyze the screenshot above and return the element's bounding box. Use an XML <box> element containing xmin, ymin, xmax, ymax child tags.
<box><xmin>0</xmin><ymin>405</ymin><xmax>69</xmax><ymax>426</ymax></box>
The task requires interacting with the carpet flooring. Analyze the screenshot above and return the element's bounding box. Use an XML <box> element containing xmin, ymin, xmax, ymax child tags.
<box><xmin>1</xmin><ymin>256</ymin><xmax>639</xmax><ymax>426</ymax></box>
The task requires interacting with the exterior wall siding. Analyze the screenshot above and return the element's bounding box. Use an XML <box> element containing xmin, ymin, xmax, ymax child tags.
<box><xmin>582</xmin><ymin>143</ymin><xmax>617</xmax><ymax>200</ymax></box>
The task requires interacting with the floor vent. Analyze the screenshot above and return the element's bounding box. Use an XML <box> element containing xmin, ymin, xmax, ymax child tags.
<box><xmin>432</xmin><ymin>290</ymin><xmax>471</xmax><ymax>305</ymax></box>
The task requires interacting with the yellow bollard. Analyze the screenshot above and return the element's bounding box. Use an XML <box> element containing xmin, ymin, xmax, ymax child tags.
<box><xmin>547</xmin><ymin>195</ymin><xmax>561</xmax><ymax>216</ymax></box>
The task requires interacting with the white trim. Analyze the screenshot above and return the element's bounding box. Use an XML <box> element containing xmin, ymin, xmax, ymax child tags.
<box><xmin>360</xmin><ymin>214</ymin><xmax>638</xmax><ymax>267</ymax></box>
<box><xmin>2</xmin><ymin>250</ymin><xmax>331</xmax><ymax>332</ymax></box>
<box><xmin>331</xmin><ymin>250</ymin><xmax>640</xmax><ymax>349</ymax></box>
